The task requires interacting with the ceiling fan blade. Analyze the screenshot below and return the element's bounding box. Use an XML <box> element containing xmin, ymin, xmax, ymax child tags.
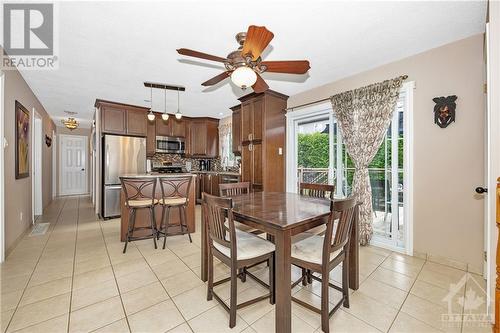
<box><xmin>201</xmin><ymin>71</ymin><xmax>231</xmax><ymax>86</ymax></box>
<box><xmin>177</xmin><ymin>48</ymin><xmax>227</xmax><ymax>63</ymax></box>
<box><xmin>261</xmin><ymin>60</ymin><xmax>311</xmax><ymax>74</ymax></box>
<box><xmin>252</xmin><ymin>73</ymin><xmax>269</xmax><ymax>93</ymax></box>
<box><xmin>241</xmin><ymin>26</ymin><xmax>274</xmax><ymax>60</ymax></box>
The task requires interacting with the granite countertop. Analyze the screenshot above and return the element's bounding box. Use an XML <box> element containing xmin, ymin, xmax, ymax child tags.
<box><xmin>120</xmin><ymin>173</ymin><xmax>196</xmax><ymax>178</ymax></box>
<box><xmin>191</xmin><ymin>171</ymin><xmax>240</xmax><ymax>176</ymax></box>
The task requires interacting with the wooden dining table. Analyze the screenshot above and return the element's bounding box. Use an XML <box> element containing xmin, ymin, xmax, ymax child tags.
<box><xmin>200</xmin><ymin>192</ymin><xmax>359</xmax><ymax>333</ymax></box>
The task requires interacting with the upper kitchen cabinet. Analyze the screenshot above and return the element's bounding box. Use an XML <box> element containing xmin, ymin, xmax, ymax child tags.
<box><xmin>146</xmin><ymin>118</ymin><xmax>156</xmax><ymax>157</ymax></box>
<box><xmin>235</xmin><ymin>90</ymin><xmax>288</xmax><ymax>192</ymax></box>
<box><xmin>156</xmin><ymin>117</ymin><xmax>186</xmax><ymax>137</ymax></box>
<box><xmin>126</xmin><ymin>108</ymin><xmax>148</xmax><ymax>136</ymax></box>
<box><xmin>230</xmin><ymin>105</ymin><xmax>241</xmax><ymax>155</ymax></box>
<box><xmin>189</xmin><ymin>118</ymin><xmax>219</xmax><ymax>158</ymax></box>
<box><xmin>95</xmin><ymin>100</ymin><xmax>149</xmax><ymax>137</ymax></box>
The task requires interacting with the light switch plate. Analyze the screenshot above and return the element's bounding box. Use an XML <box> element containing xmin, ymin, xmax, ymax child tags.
<box><xmin>278</xmin><ymin>147</ymin><xmax>283</xmax><ymax>155</ymax></box>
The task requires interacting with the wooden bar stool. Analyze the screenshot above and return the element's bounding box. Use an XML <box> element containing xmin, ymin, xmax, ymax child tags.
<box><xmin>290</xmin><ymin>197</ymin><xmax>357</xmax><ymax>333</ymax></box>
<box><xmin>202</xmin><ymin>192</ymin><xmax>275</xmax><ymax>328</ymax></box>
<box><xmin>157</xmin><ymin>176</ymin><xmax>192</xmax><ymax>249</ymax></box>
<box><xmin>120</xmin><ymin>177</ymin><xmax>159</xmax><ymax>253</ymax></box>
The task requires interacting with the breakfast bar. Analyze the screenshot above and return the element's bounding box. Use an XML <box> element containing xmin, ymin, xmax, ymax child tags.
<box><xmin>119</xmin><ymin>173</ymin><xmax>197</xmax><ymax>242</ymax></box>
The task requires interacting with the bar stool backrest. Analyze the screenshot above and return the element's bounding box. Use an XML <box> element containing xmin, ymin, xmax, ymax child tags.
<box><xmin>219</xmin><ymin>182</ymin><xmax>250</xmax><ymax>197</ymax></box>
<box><xmin>202</xmin><ymin>192</ymin><xmax>236</xmax><ymax>256</ymax></box>
<box><xmin>299</xmin><ymin>183</ymin><xmax>335</xmax><ymax>200</ymax></box>
<box><xmin>322</xmin><ymin>197</ymin><xmax>357</xmax><ymax>266</ymax></box>
<box><xmin>159</xmin><ymin>176</ymin><xmax>192</xmax><ymax>201</ymax></box>
<box><xmin>120</xmin><ymin>177</ymin><xmax>157</xmax><ymax>207</ymax></box>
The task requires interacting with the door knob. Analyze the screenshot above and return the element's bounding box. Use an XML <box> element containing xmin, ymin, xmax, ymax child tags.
<box><xmin>475</xmin><ymin>186</ymin><xmax>488</xmax><ymax>194</ymax></box>
<box><xmin>81</xmin><ymin>168</ymin><xmax>85</xmax><ymax>171</ymax></box>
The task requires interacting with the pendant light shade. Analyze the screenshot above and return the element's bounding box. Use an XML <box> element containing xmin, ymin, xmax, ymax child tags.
<box><xmin>175</xmin><ymin>89</ymin><xmax>182</xmax><ymax>119</ymax></box>
<box><xmin>147</xmin><ymin>112</ymin><xmax>155</xmax><ymax>121</ymax></box>
<box><xmin>162</xmin><ymin>88</ymin><xmax>169</xmax><ymax>121</ymax></box>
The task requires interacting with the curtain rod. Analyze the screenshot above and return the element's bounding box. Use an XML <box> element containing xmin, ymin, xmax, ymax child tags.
<box><xmin>285</xmin><ymin>74</ymin><xmax>408</xmax><ymax>111</ymax></box>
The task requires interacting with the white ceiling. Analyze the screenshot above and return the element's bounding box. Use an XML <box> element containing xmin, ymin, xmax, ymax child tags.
<box><xmin>19</xmin><ymin>0</ymin><xmax>486</xmax><ymax>128</ymax></box>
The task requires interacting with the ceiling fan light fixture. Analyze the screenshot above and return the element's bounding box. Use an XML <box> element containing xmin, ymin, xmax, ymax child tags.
<box><xmin>61</xmin><ymin>117</ymin><xmax>79</xmax><ymax>130</ymax></box>
<box><xmin>231</xmin><ymin>66</ymin><xmax>257</xmax><ymax>89</ymax></box>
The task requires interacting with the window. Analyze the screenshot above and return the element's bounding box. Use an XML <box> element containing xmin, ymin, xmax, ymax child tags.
<box><xmin>219</xmin><ymin>117</ymin><xmax>236</xmax><ymax>167</ymax></box>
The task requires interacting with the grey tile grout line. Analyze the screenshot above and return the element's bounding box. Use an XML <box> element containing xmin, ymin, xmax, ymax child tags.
<box><xmin>3</xmin><ymin>198</ymin><xmax>68</xmax><ymax>333</ymax></box>
<box><xmin>98</xmin><ymin>214</ymin><xmax>133</xmax><ymax>333</ymax></box>
<box><xmin>66</xmin><ymin>196</ymin><xmax>81</xmax><ymax>333</ymax></box>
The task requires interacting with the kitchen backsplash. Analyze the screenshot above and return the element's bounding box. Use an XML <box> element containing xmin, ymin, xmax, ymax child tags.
<box><xmin>151</xmin><ymin>154</ymin><xmax>240</xmax><ymax>173</ymax></box>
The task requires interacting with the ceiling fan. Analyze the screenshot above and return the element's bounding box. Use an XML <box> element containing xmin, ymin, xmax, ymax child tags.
<box><xmin>177</xmin><ymin>25</ymin><xmax>310</xmax><ymax>94</ymax></box>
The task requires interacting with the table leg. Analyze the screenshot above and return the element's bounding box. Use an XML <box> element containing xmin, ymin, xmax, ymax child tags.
<box><xmin>201</xmin><ymin>203</ymin><xmax>208</xmax><ymax>282</ymax></box>
<box><xmin>274</xmin><ymin>229</ymin><xmax>292</xmax><ymax>333</ymax></box>
<box><xmin>349</xmin><ymin>204</ymin><xmax>360</xmax><ymax>290</ymax></box>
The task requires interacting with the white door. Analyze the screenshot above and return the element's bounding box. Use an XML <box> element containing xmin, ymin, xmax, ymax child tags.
<box><xmin>60</xmin><ymin>135</ymin><xmax>88</xmax><ymax>195</ymax></box>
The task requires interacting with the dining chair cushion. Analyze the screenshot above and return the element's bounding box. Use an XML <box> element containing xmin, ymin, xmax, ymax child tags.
<box><xmin>291</xmin><ymin>234</ymin><xmax>341</xmax><ymax>265</ymax></box>
<box><xmin>159</xmin><ymin>197</ymin><xmax>187</xmax><ymax>206</ymax></box>
<box><xmin>127</xmin><ymin>199</ymin><xmax>158</xmax><ymax>208</ymax></box>
<box><xmin>213</xmin><ymin>229</ymin><xmax>275</xmax><ymax>261</ymax></box>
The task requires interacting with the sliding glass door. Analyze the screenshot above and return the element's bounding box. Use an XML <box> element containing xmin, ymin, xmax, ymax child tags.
<box><xmin>289</xmin><ymin>84</ymin><xmax>412</xmax><ymax>252</ymax></box>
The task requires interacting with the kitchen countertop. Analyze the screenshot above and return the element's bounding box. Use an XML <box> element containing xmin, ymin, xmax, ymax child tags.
<box><xmin>191</xmin><ymin>171</ymin><xmax>240</xmax><ymax>176</ymax></box>
<box><xmin>120</xmin><ymin>173</ymin><xmax>196</xmax><ymax>178</ymax></box>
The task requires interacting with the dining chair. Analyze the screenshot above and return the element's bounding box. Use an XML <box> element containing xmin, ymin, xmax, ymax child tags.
<box><xmin>290</xmin><ymin>196</ymin><xmax>357</xmax><ymax>333</ymax></box>
<box><xmin>157</xmin><ymin>176</ymin><xmax>193</xmax><ymax>249</ymax></box>
<box><xmin>120</xmin><ymin>177</ymin><xmax>158</xmax><ymax>253</ymax></box>
<box><xmin>202</xmin><ymin>192</ymin><xmax>275</xmax><ymax>328</ymax></box>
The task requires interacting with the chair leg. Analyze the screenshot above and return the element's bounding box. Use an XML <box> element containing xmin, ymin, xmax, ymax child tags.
<box><xmin>207</xmin><ymin>247</ymin><xmax>214</xmax><ymax>301</ymax></box>
<box><xmin>307</xmin><ymin>269</ymin><xmax>313</xmax><ymax>284</ymax></box>
<box><xmin>149</xmin><ymin>207</ymin><xmax>157</xmax><ymax>249</ymax></box>
<box><xmin>123</xmin><ymin>208</ymin><xmax>135</xmax><ymax>253</ymax></box>
<box><xmin>342</xmin><ymin>256</ymin><xmax>350</xmax><ymax>308</ymax></box>
<box><xmin>238</xmin><ymin>268</ymin><xmax>246</xmax><ymax>282</ymax></box>
<box><xmin>181</xmin><ymin>205</ymin><xmax>192</xmax><ymax>243</ymax></box>
<box><xmin>163</xmin><ymin>206</ymin><xmax>170</xmax><ymax>250</ymax></box>
<box><xmin>301</xmin><ymin>268</ymin><xmax>307</xmax><ymax>286</ymax></box>
<box><xmin>269</xmin><ymin>254</ymin><xmax>275</xmax><ymax>305</ymax></box>
<box><xmin>158</xmin><ymin>205</ymin><xmax>165</xmax><ymax>240</ymax></box>
<box><xmin>321</xmin><ymin>268</ymin><xmax>330</xmax><ymax>333</ymax></box>
<box><xmin>229</xmin><ymin>265</ymin><xmax>238</xmax><ymax>328</ymax></box>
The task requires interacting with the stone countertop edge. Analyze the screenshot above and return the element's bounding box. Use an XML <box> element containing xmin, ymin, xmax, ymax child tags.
<box><xmin>191</xmin><ymin>171</ymin><xmax>241</xmax><ymax>176</ymax></box>
<box><xmin>120</xmin><ymin>173</ymin><xmax>197</xmax><ymax>178</ymax></box>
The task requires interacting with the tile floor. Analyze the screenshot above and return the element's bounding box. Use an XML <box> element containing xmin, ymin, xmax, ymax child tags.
<box><xmin>0</xmin><ymin>196</ymin><xmax>492</xmax><ymax>333</ymax></box>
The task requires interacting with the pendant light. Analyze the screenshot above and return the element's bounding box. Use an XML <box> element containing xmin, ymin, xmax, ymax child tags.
<box><xmin>162</xmin><ymin>88</ymin><xmax>169</xmax><ymax>121</ymax></box>
<box><xmin>175</xmin><ymin>89</ymin><xmax>182</xmax><ymax>120</ymax></box>
<box><xmin>147</xmin><ymin>86</ymin><xmax>155</xmax><ymax>121</ymax></box>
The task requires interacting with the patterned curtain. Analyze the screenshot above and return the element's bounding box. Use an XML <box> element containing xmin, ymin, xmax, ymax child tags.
<box><xmin>330</xmin><ymin>76</ymin><xmax>404</xmax><ymax>245</ymax></box>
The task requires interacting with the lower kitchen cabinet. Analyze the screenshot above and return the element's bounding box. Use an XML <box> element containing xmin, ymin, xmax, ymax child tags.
<box><xmin>195</xmin><ymin>172</ymin><xmax>240</xmax><ymax>202</ymax></box>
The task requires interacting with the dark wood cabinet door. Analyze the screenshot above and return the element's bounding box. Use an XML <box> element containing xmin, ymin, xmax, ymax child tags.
<box><xmin>171</xmin><ymin>118</ymin><xmax>186</xmax><ymax>137</ymax></box>
<box><xmin>146</xmin><ymin>118</ymin><xmax>156</xmax><ymax>157</ymax></box>
<box><xmin>211</xmin><ymin>174</ymin><xmax>220</xmax><ymax>196</ymax></box>
<box><xmin>102</xmin><ymin>106</ymin><xmax>127</xmax><ymax>134</ymax></box>
<box><xmin>232</xmin><ymin>110</ymin><xmax>241</xmax><ymax>155</ymax></box>
<box><xmin>184</xmin><ymin>118</ymin><xmax>192</xmax><ymax>156</ymax></box>
<box><xmin>202</xmin><ymin>174</ymin><xmax>212</xmax><ymax>195</ymax></box>
<box><xmin>190</xmin><ymin>120</ymin><xmax>207</xmax><ymax>156</ymax></box>
<box><xmin>241</xmin><ymin>144</ymin><xmax>252</xmax><ymax>185</ymax></box>
<box><xmin>241</xmin><ymin>102</ymin><xmax>252</xmax><ymax>142</ymax></box>
<box><xmin>156</xmin><ymin>118</ymin><xmax>172</xmax><ymax>137</ymax></box>
<box><xmin>205</xmin><ymin>120</ymin><xmax>218</xmax><ymax>158</ymax></box>
<box><xmin>252</xmin><ymin>143</ymin><xmax>263</xmax><ymax>191</ymax></box>
<box><xmin>252</xmin><ymin>98</ymin><xmax>264</xmax><ymax>141</ymax></box>
<box><xmin>126</xmin><ymin>109</ymin><xmax>147</xmax><ymax>136</ymax></box>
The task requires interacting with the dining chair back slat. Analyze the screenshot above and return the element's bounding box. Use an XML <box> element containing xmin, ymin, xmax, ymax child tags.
<box><xmin>324</xmin><ymin>197</ymin><xmax>357</xmax><ymax>260</ymax></box>
<box><xmin>219</xmin><ymin>182</ymin><xmax>250</xmax><ymax>197</ymax></box>
<box><xmin>299</xmin><ymin>183</ymin><xmax>335</xmax><ymax>200</ymax></box>
<box><xmin>202</xmin><ymin>192</ymin><xmax>234</xmax><ymax>249</ymax></box>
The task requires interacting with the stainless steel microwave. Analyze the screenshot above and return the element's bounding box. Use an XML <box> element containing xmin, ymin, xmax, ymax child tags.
<box><xmin>156</xmin><ymin>136</ymin><xmax>185</xmax><ymax>154</ymax></box>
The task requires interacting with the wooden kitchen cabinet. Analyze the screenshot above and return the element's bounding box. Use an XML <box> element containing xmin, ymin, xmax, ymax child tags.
<box><xmin>146</xmin><ymin>118</ymin><xmax>156</xmax><ymax>157</ymax></box>
<box><xmin>156</xmin><ymin>117</ymin><xmax>186</xmax><ymax>137</ymax></box>
<box><xmin>101</xmin><ymin>105</ymin><xmax>127</xmax><ymax>135</ymax></box>
<box><xmin>236</xmin><ymin>90</ymin><xmax>288</xmax><ymax>192</ymax></box>
<box><xmin>189</xmin><ymin>118</ymin><xmax>219</xmax><ymax>158</ymax></box>
<box><xmin>171</xmin><ymin>118</ymin><xmax>186</xmax><ymax>137</ymax></box>
<box><xmin>230</xmin><ymin>105</ymin><xmax>241</xmax><ymax>155</ymax></box>
<box><xmin>127</xmin><ymin>108</ymin><xmax>147</xmax><ymax>136</ymax></box>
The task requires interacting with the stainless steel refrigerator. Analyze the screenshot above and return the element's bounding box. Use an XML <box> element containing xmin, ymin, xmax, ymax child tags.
<box><xmin>102</xmin><ymin>135</ymin><xmax>146</xmax><ymax>218</ymax></box>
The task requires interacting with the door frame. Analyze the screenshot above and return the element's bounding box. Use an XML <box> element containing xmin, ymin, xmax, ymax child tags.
<box><xmin>0</xmin><ymin>71</ymin><xmax>5</xmax><ymax>262</ymax></box>
<box><xmin>31</xmin><ymin>109</ymin><xmax>43</xmax><ymax>220</ymax></box>
<box><xmin>52</xmin><ymin>131</ymin><xmax>56</xmax><ymax>199</ymax></box>
<box><xmin>59</xmin><ymin>134</ymin><xmax>88</xmax><ymax>196</ymax></box>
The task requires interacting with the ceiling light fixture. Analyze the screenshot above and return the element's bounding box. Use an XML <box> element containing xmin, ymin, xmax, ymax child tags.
<box><xmin>162</xmin><ymin>88</ymin><xmax>169</xmax><ymax>121</ymax></box>
<box><xmin>175</xmin><ymin>89</ymin><xmax>182</xmax><ymax>120</ymax></box>
<box><xmin>61</xmin><ymin>117</ymin><xmax>78</xmax><ymax>130</ymax></box>
<box><xmin>231</xmin><ymin>66</ymin><xmax>257</xmax><ymax>89</ymax></box>
<box><xmin>147</xmin><ymin>86</ymin><xmax>155</xmax><ymax>121</ymax></box>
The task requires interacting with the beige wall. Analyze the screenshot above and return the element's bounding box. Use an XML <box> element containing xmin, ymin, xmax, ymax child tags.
<box><xmin>3</xmin><ymin>67</ymin><xmax>56</xmax><ymax>252</ymax></box>
<box><xmin>288</xmin><ymin>34</ymin><xmax>485</xmax><ymax>270</ymax></box>
<box><xmin>55</xmin><ymin>126</ymin><xmax>92</xmax><ymax>196</ymax></box>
